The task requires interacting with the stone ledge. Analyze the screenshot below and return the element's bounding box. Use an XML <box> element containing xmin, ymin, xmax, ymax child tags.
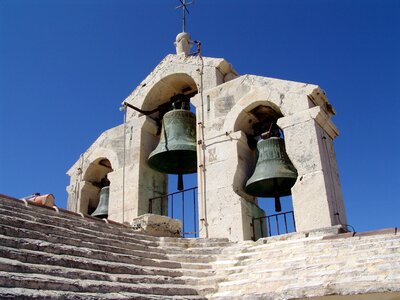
<box><xmin>131</xmin><ymin>214</ymin><xmax>182</xmax><ymax>237</ymax></box>
<box><xmin>255</xmin><ymin>225</ymin><xmax>347</xmax><ymax>244</ymax></box>
<box><xmin>323</xmin><ymin>227</ymin><xmax>398</xmax><ymax>240</ymax></box>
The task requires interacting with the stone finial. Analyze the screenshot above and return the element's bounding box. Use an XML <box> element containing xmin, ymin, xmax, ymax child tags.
<box><xmin>175</xmin><ymin>32</ymin><xmax>192</xmax><ymax>56</ymax></box>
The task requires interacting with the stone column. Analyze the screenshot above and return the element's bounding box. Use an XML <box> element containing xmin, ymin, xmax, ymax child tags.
<box><xmin>278</xmin><ymin>106</ymin><xmax>347</xmax><ymax>232</ymax></box>
<box><xmin>198</xmin><ymin>131</ymin><xmax>265</xmax><ymax>241</ymax></box>
<box><xmin>107</xmin><ymin>117</ymin><xmax>167</xmax><ymax>223</ymax></box>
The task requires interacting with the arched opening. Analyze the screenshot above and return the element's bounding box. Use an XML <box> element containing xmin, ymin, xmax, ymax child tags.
<box><xmin>142</xmin><ymin>73</ymin><xmax>199</xmax><ymax>237</ymax></box>
<box><xmin>80</xmin><ymin>158</ymin><xmax>113</xmax><ymax>216</ymax></box>
<box><xmin>234</xmin><ymin>103</ymin><xmax>297</xmax><ymax>238</ymax></box>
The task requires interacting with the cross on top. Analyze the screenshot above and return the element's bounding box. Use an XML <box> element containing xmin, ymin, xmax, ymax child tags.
<box><xmin>176</xmin><ymin>0</ymin><xmax>193</xmax><ymax>32</ymax></box>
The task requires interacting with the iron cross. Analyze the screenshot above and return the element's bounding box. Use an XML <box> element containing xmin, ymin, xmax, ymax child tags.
<box><xmin>176</xmin><ymin>0</ymin><xmax>193</xmax><ymax>32</ymax></box>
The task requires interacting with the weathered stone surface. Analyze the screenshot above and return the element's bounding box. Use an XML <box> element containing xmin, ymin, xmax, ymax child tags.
<box><xmin>131</xmin><ymin>213</ymin><xmax>182</xmax><ymax>237</ymax></box>
<box><xmin>0</xmin><ymin>195</ymin><xmax>399</xmax><ymax>300</ymax></box>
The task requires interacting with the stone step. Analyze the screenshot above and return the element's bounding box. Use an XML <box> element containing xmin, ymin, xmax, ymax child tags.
<box><xmin>0</xmin><ymin>205</ymin><xmax>161</xmax><ymax>248</ymax></box>
<box><xmin>167</xmin><ymin>253</ymin><xmax>219</xmax><ymax>263</ymax></box>
<box><xmin>0</xmin><ymin>287</ymin><xmax>205</xmax><ymax>300</ymax></box>
<box><xmin>0</xmin><ymin>201</ymin><xmax>232</xmax><ymax>251</ymax></box>
<box><xmin>1</xmin><ymin>271</ymin><xmax>212</xmax><ymax>297</ymax></box>
<box><xmin>0</xmin><ymin>234</ymin><xmax>183</xmax><ymax>271</ymax></box>
<box><xmin>0</xmin><ymin>272</ymin><xmax>206</xmax><ymax>297</ymax></box>
<box><xmin>0</xmin><ymin>243</ymin><xmax>217</xmax><ymax>279</ymax></box>
<box><xmin>0</xmin><ymin>225</ymin><xmax>220</xmax><ymax>274</ymax></box>
<box><xmin>0</xmin><ymin>223</ymin><xmax>168</xmax><ymax>260</ymax></box>
<box><xmin>0</xmin><ymin>225</ymin><xmax>222</xmax><ymax>268</ymax></box>
<box><xmin>180</xmin><ymin>262</ymin><xmax>213</xmax><ymax>270</ymax></box>
<box><xmin>0</xmin><ymin>197</ymin><xmax>227</xmax><ymax>249</ymax></box>
<box><xmin>0</xmin><ymin>214</ymin><xmax>169</xmax><ymax>256</ymax></box>
<box><xmin>0</xmin><ymin>256</ymin><xmax>188</xmax><ymax>286</ymax></box>
<box><xmin>0</xmin><ymin>245</ymin><xmax>184</xmax><ymax>278</ymax></box>
<box><xmin>0</xmin><ymin>256</ymin><xmax>223</xmax><ymax>290</ymax></box>
<box><xmin>166</xmin><ymin>246</ymin><xmax>228</xmax><ymax>255</ymax></box>
<box><xmin>224</xmin><ymin>241</ymin><xmax>400</xmax><ymax>271</ymax></box>
<box><xmin>160</xmin><ymin>240</ymin><xmax>233</xmax><ymax>249</ymax></box>
<box><xmin>0</xmin><ymin>198</ymin><xmax>162</xmax><ymax>243</ymax></box>
<box><xmin>1</xmin><ymin>288</ymin><xmax>207</xmax><ymax>300</ymax></box>
<box><xmin>0</xmin><ymin>205</ymin><xmax>232</xmax><ymax>261</ymax></box>
<box><xmin>160</xmin><ymin>236</ymin><xmax>230</xmax><ymax>244</ymax></box>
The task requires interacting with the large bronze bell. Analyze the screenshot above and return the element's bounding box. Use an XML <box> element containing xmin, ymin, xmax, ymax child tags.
<box><xmin>91</xmin><ymin>186</ymin><xmax>109</xmax><ymax>219</ymax></box>
<box><xmin>148</xmin><ymin>101</ymin><xmax>197</xmax><ymax>189</ymax></box>
<box><xmin>245</xmin><ymin>130</ymin><xmax>297</xmax><ymax>212</ymax></box>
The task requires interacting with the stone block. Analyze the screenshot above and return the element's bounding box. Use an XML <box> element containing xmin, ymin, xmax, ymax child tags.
<box><xmin>131</xmin><ymin>214</ymin><xmax>182</xmax><ymax>237</ymax></box>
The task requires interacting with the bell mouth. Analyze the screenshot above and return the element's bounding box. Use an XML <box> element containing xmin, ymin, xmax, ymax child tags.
<box><xmin>148</xmin><ymin>149</ymin><xmax>197</xmax><ymax>174</ymax></box>
<box><xmin>245</xmin><ymin>177</ymin><xmax>297</xmax><ymax>198</ymax></box>
<box><xmin>91</xmin><ymin>214</ymin><xmax>108</xmax><ymax>219</ymax></box>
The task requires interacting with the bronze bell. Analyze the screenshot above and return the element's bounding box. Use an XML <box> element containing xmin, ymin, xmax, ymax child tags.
<box><xmin>148</xmin><ymin>101</ymin><xmax>197</xmax><ymax>189</ymax></box>
<box><xmin>245</xmin><ymin>131</ymin><xmax>298</xmax><ymax>212</ymax></box>
<box><xmin>91</xmin><ymin>186</ymin><xmax>109</xmax><ymax>219</ymax></box>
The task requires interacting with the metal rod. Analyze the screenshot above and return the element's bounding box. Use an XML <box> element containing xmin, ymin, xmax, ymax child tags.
<box><xmin>267</xmin><ymin>216</ymin><xmax>272</xmax><ymax>237</ymax></box>
<box><xmin>275</xmin><ymin>215</ymin><xmax>280</xmax><ymax>235</ymax></box>
<box><xmin>149</xmin><ymin>186</ymin><xmax>197</xmax><ymax>199</ymax></box>
<box><xmin>122</xmin><ymin>106</ymin><xmax>127</xmax><ymax>224</ymax></box>
<box><xmin>260</xmin><ymin>218</ymin><xmax>264</xmax><ymax>238</ymax></box>
<box><xmin>182</xmin><ymin>191</ymin><xmax>185</xmax><ymax>237</ymax></box>
<box><xmin>171</xmin><ymin>194</ymin><xmax>174</xmax><ymax>219</ymax></box>
<box><xmin>123</xmin><ymin>102</ymin><xmax>160</xmax><ymax>116</ymax></box>
<box><xmin>193</xmin><ymin>187</ymin><xmax>197</xmax><ymax>237</ymax></box>
<box><xmin>252</xmin><ymin>218</ymin><xmax>255</xmax><ymax>241</ymax></box>
<box><xmin>292</xmin><ymin>211</ymin><xmax>296</xmax><ymax>231</ymax></box>
<box><xmin>284</xmin><ymin>213</ymin><xmax>288</xmax><ymax>233</ymax></box>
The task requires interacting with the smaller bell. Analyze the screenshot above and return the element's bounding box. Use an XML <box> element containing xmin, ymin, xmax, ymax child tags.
<box><xmin>91</xmin><ymin>186</ymin><xmax>109</xmax><ymax>219</ymax></box>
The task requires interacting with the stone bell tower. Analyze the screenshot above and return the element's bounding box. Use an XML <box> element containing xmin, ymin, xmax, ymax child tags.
<box><xmin>66</xmin><ymin>30</ymin><xmax>346</xmax><ymax>241</ymax></box>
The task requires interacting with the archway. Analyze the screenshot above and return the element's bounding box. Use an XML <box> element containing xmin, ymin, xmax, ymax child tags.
<box><xmin>233</xmin><ymin>103</ymin><xmax>296</xmax><ymax>237</ymax></box>
<box><xmin>80</xmin><ymin>158</ymin><xmax>113</xmax><ymax>215</ymax></box>
<box><xmin>139</xmin><ymin>73</ymin><xmax>199</xmax><ymax>237</ymax></box>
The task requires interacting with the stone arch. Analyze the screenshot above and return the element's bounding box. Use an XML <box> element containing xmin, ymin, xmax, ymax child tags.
<box><xmin>85</xmin><ymin>147</ymin><xmax>120</xmax><ymax>172</ymax></box>
<box><xmin>80</xmin><ymin>154</ymin><xmax>114</xmax><ymax>215</ymax></box>
<box><xmin>135</xmin><ymin>73</ymin><xmax>199</xmax><ymax>217</ymax></box>
<box><xmin>225</xmin><ymin>100</ymin><xmax>284</xmax><ymax>196</ymax></box>
<box><xmin>141</xmin><ymin>73</ymin><xmax>198</xmax><ymax>111</ymax></box>
<box><xmin>224</xmin><ymin>99</ymin><xmax>283</xmax><ymax>135</ymax></box>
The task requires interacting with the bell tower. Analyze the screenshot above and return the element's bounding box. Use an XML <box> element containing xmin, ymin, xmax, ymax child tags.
<box><xmin>66</xmin><ymin>4</ymin><xmax>346</xmax><ymax>241</ymax></box>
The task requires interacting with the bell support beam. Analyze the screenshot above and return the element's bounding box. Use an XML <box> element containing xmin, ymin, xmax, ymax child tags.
<box><xmin>277</xmin><ymin>106</ymin><xmax>347</xmax><ymax>232</ymax></box>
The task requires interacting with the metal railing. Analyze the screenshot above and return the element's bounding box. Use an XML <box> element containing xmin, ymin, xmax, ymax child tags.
<box><xmin>252</xmin><ymin>210</ymin><xmax>296</xmax><ymax>240</ymax></box>
<box><xmin>148</xmin><ymin>187</ymin><xmax>198</xmax><ymax>238</ymax></box>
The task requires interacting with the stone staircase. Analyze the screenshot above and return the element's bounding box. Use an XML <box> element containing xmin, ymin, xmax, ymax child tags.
<box><xmin>0</xmin><ymin>194</ymin><xmax>232</xmax><ymax>300</ymax></box>
<box><xmin>210</xmin><ymin>229</ymin><xmax>400</xmax><ymax>299</ymax></box>
<box><xmin>1</xmin><ymin>194</ymin><xmax>399</xmax><ymax>299</ymax></box>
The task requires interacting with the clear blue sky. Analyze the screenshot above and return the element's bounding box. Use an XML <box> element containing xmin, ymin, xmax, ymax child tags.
<box><xmin>1</xmin><ymin>0</ymin><xmax>399</xmax><ymax>232</ymax></box>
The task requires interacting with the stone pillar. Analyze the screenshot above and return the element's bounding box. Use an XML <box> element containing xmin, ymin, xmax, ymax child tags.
<box><xmin>278</xmin><ymin>106</ymin><xmax>347</xmax><ymax>232</ymax></box>
<box><xmin>198</xmin><ymin>131</ymin><xmax>265</xmax><ymax>241</ymax></box>
<box><xmin>107</xmin><ymin>117</ymin><xmax>167</xmax><ymax>223</ymax></box>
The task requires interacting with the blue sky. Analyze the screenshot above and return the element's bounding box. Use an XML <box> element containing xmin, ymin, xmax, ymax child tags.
<box><xmin>1</xmin><ymin>0</ymin><xmax>399</xmax><ymax>233</ymax></box>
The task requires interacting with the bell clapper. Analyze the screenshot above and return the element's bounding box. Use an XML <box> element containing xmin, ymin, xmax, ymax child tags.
<box><xmin>274</xmin><ymin>193</ymin><xmax>282</xmax><ymax>213</ymax></box>
<box><xmin>178</xmin><ymin>173</ymin><xmax>184</xmax><ymax>191</ymax></box>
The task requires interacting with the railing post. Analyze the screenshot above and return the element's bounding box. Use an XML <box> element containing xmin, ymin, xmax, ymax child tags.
<box><xmin>182</xmin><ymin>191</ymin><xmax>185</xmax><ymax>237</ymax></box>
<box><xmin>267</xmin><ymin>216</ymin><xmax>272</xmax><ymax>236</ymax></box>
<box><xmin>193</xmin><ymin>188</ymin><xmax>197</xmax><ymax>237</ymax></box>
<box><xmin>251</xmin><ymin>217</ymin><xmax>255</xmax><ymax>241</ymax></box>
<box><xmin>171</xmin><ymin>194</ymin><xmax>174</xmax><ymax>218</ymax></box>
